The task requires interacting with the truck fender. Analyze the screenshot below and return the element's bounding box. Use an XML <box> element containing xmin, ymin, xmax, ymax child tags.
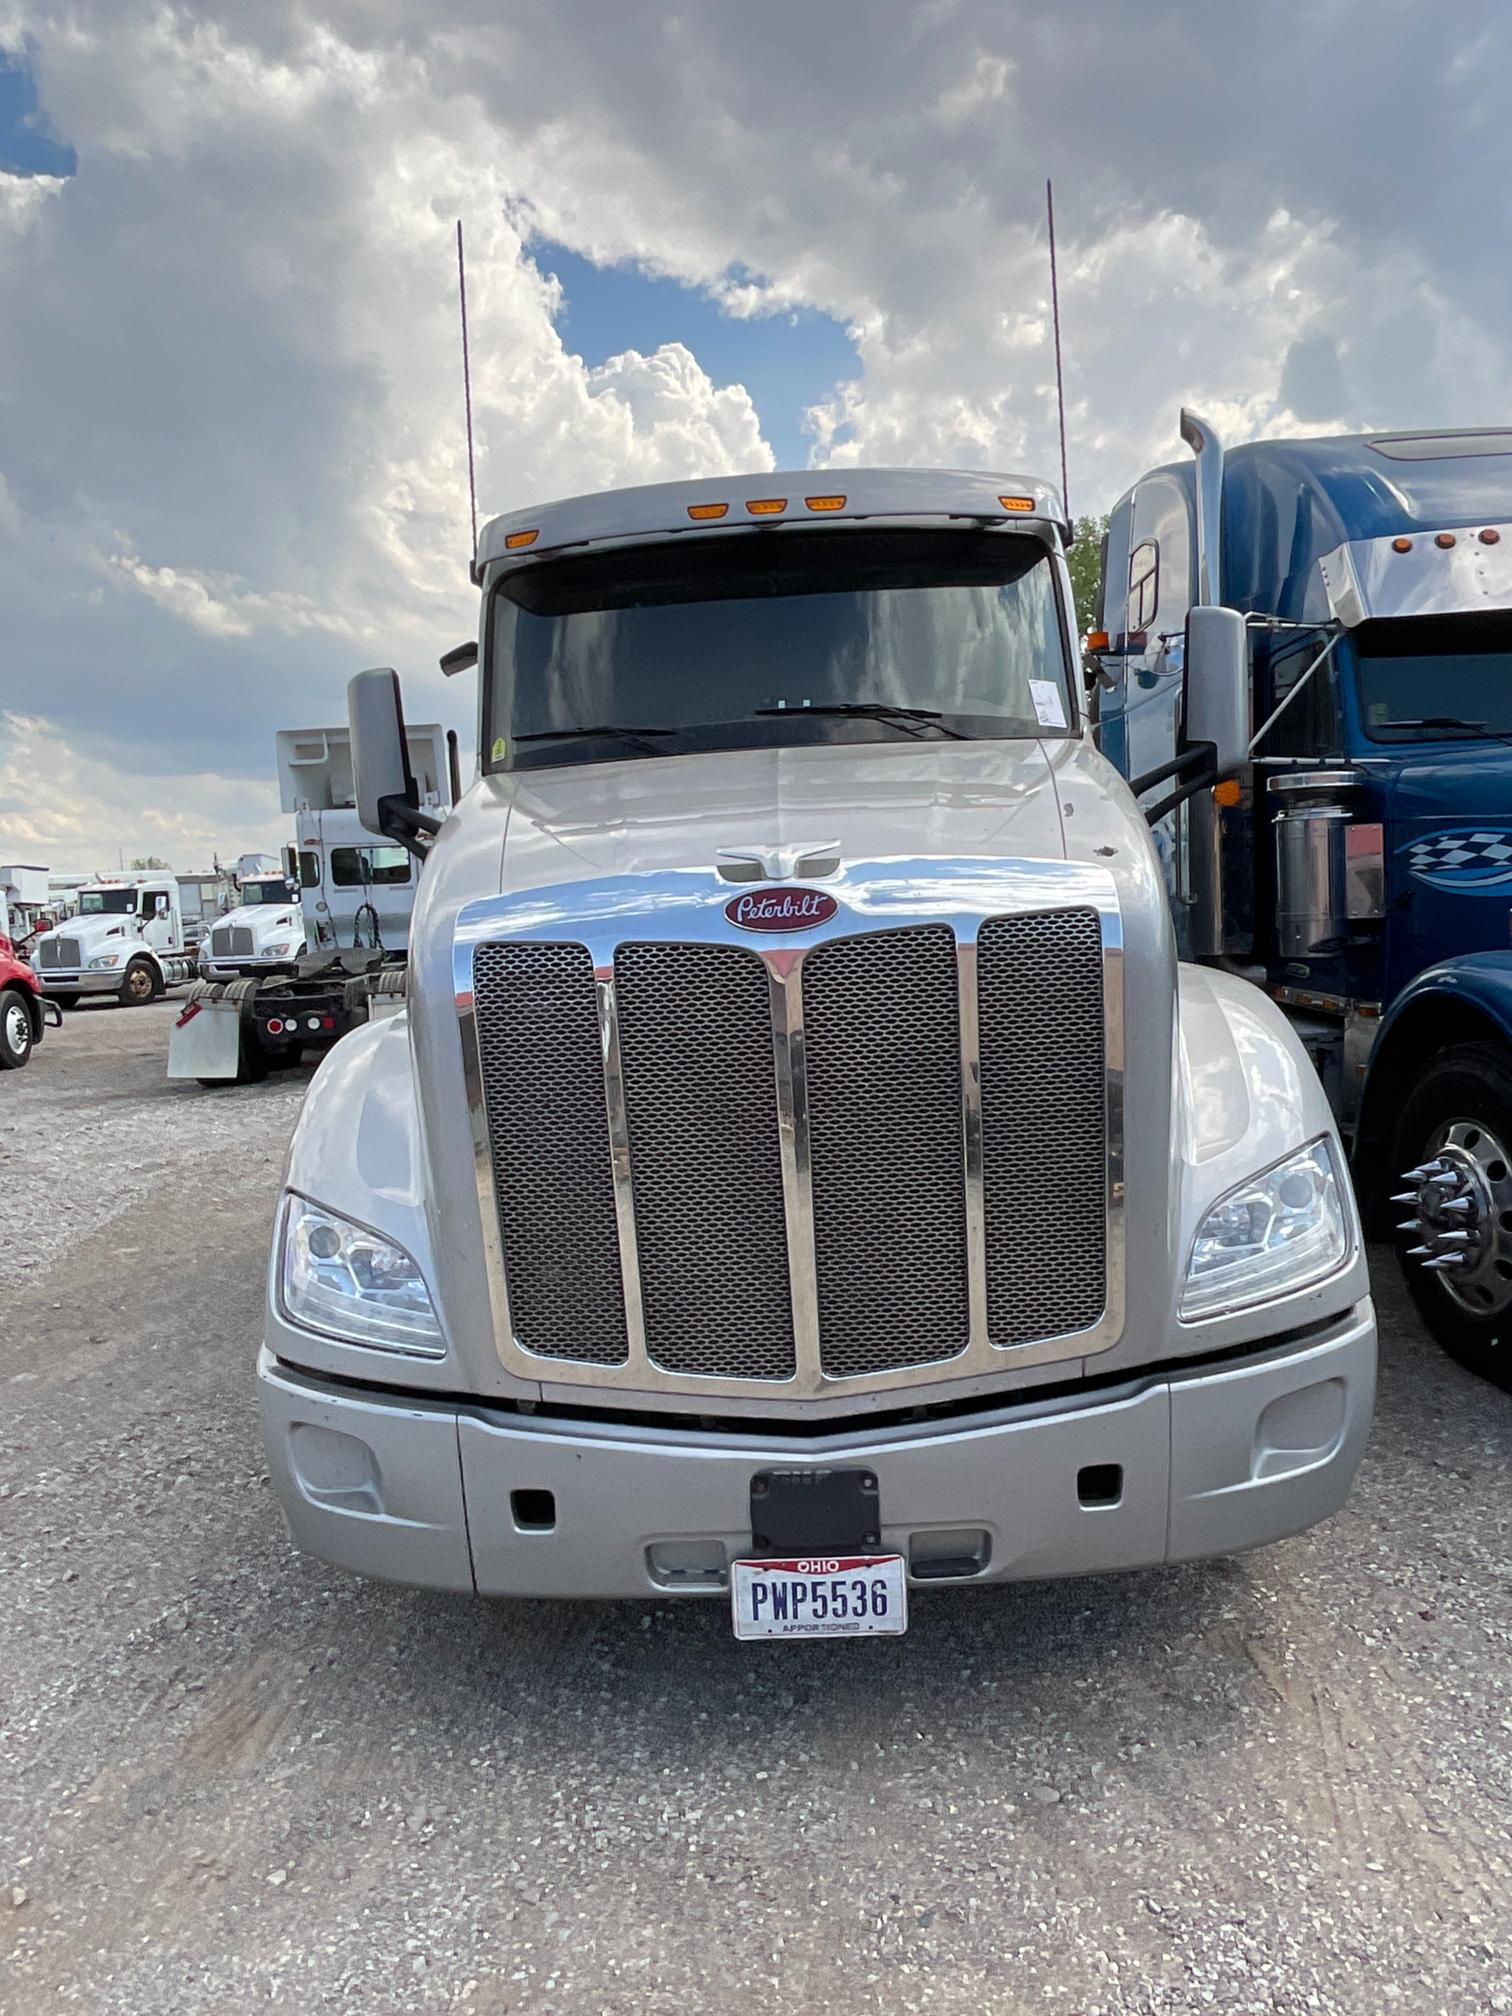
<box><xmin>1169</xmin><ymin>963</ymin><xmax>1370</xmax><ymax>1347</ymax></box>
<box><xmin>1354</xmin><ymin>951</ymin><xmax>1512</xmax><ymax>1232</ymax></box>
<box><xmin>273</xmin><ymin>1010</ymin><xmax>445</xmax><ymax>1352</ymax></box>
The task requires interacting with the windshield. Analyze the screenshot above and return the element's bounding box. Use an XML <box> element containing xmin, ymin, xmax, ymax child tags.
<box><xmin>486</xmin><ymin>530</ymin><xmax>1073</xmax><ymax>770</ymax></box>
<box><xmin>239</xmin><ymin>881</ymin><xmax>291</xmax><ymax>906</ymax></box>
<box><xmin>78</xmin><ymin>889</ymin><xmax>138</xmax><ymax>915</ymax></box>
<box><xmin>1356</xmin><ymin>620</ymin><xmax>1512</xmax><ymax>741</ymax></box>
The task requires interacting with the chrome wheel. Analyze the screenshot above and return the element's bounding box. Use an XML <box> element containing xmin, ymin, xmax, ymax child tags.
<box><xmin>2</xmin><ymin>996</ymin><xmax>30</xmax><ymax>1062</ymax></box>
<box><xmin>1397</xmin><ymin>1118</ymin><xmax>1512</xmax><ymax>1318</ymax></box>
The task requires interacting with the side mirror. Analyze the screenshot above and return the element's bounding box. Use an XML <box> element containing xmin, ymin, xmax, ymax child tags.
<box><xmin>348</xmin><ymin>667</ymin><xmax>441</xmax><ymax>854</ymax></box>
<box><xmin>1184</xmin><ymin>606</ymin><xmax>1249</xmax><ymax>777</ymax></box>
<box><xmin>439</xmin><ymin>640</ymin><xmax>478</xmax><ymax>676</ymax></box>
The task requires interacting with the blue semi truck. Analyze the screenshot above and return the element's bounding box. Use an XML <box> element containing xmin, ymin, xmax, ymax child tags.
<box><xmin>1095</xmin><ymin>416</ymin><xmax>1512</xmax><ymax>1387</ymax></box>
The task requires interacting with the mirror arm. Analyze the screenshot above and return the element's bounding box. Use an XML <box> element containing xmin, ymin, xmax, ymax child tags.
<box><xmin>1128</xmin><ymin>745</ymin><xmax>1209</xmax><ymax>801</ymax></box>
<box><xmin>1142</xmin><ymin>756</ymin><xmax>1217</xmax><ymax>828</ymax></box>
<box><xmin>376</xmin><ymin>795</ymin><xmax>442</xmax><ymax>858</ymax></box>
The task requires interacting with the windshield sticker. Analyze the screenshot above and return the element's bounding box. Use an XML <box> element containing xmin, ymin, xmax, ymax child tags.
<box><xmin>1028</xmin><ymin>680</ymin><xmax>1067</xmax><ymax>730</ymax></box>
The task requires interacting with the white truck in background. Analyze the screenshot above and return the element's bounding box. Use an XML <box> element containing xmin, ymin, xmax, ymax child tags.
<box><xmin>0</xmin><ymin>864</ymin><xmax>52</xmax><ymax>949</ymax></box>
<box><xmin>169</xmin><ymin>722</ymin><xmax>452</xmax><ymax>1085</ymax></box>
<box><xmin>200</xmin><ymin>863</ymin><xmax>303</xmax><ymax>979</ymax></box>
<box><xmin>31</xmin><ymin>875</ymin><xmax>200</xmax><ymax>1007</ymax></box>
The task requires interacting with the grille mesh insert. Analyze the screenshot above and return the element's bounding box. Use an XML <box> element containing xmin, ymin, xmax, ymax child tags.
<box><xmin>472</xmin><ymin>941</ymin><xmax>627</xmax><ymax>1365</ymax></box>
<box><xmin>803</xmin><ymin>926</ymin><xmax>970</xmax><ymax>1377</ymax></box>
<box><xmin>977</xmin><ymin>908</ymin><xmax>1106</xmax><ymax>1345</ymax></box>
<box><xmin>39</xmin><ymin>937</ymin><xmax>80</xmax><ymax>969</ymax></box>
<box><xmin>615</xmin><ymin>942</ymin><xmax>795</xmax><ymax>1380</ymax></box>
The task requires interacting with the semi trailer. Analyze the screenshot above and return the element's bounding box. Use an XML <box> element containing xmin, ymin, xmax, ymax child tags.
<box><xmin>30</xmin><ymin>875</ymin><xmax>200</xmax><ymax>1006</ymax></box>
<box><xmin>256</xmin><ymin>466</ymin><xmax>1376</xmax><ymax>1632</ymax></box>
<box><xmin>169</xmin><ymin>723</ymin><xmax>449</xmax><ymax>1084</ymax></box>
<box><xmin>1098</xmin><ymin>416</ymin><xmax>1512</xmax><ymax>1387</ymax></box>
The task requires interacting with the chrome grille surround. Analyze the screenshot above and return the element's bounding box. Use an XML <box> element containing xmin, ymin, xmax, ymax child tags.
<box><xmin>457</xmin><ymin>857</ymin><xmax>1124</xmax><ymax>1418</ymax></box>
<box><xmin>39</xmin><ymin>936</ymin><xmax>81</xmax><ymax>970</ymax></box>
<box><xmin>210</xmin><ymin>925</ymin><xmax>255</xmax><ymax>959</ymax></box>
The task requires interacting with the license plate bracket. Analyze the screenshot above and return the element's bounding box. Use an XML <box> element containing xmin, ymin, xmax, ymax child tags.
<box><xmin>749</xmin><ymin>1467</ymin><xmax>881</xmax><ymax>1556</ymax></box>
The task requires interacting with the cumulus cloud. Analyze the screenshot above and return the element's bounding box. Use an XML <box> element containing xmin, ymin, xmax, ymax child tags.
<box><xmin>1</xmin><ymin>0</ymin><xmax>1509</xmax><ymax>864</ymax></box>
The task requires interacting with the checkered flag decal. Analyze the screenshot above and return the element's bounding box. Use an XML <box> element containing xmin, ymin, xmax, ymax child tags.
<box><xmin>1407</xmin><ymin>829</ymin><xmax>1512</xmax><ymax>887</ymax></box>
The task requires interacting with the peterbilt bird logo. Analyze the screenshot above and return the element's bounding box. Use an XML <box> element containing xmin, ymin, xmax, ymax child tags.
<box><xmin>724</xmin><ymin>887</ymin><xmax>838</xmax><ymax>932</ymax></box>
<box><xmin>1404</xmin><ymin>827</ymin><xmax>1512</xmax><ymax>893</ymax></box>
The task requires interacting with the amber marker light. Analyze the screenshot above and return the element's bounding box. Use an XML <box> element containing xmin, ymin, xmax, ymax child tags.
<box><xmin>999</xmin><ymin>495</ymin><xmax>1036</xmax><ymax>513</ymax></box>
<box><xmin>504</xmin><ymin>529</ymin><xmax>539</xmax><ymax>549</ymax></box>
<box><xmin>1213</xmin><ymin>779</ymin><xmax>1243</xmax><ymax>809</ymax></box>
<box><xmin>1435</xmin><ymin>532</ymin><xmax>1457</xmax><ymax>549</ymax></box>
<box><xmin>1391</xmin><ymin>537</ymin><xmax>1413</xmax><ymax>553</ymax></box>
<box><xmin>746</xmin><ymin>498</ymin><xmax>787</xmax><ymax>515</ymax></box>
<box><xmin>687</xmin><ymin>503</ymin><xmax>729</xmax><ymax>521</ymax></box>
<box><xmin>804</xmin><ymin>495</ymin><xmax>847</xmax><ymax>511</ymax></box>
<box><xmin>1086</xmin><ymin>630</ymin><xmax>1111</xmax><ymax>652</ymax></box>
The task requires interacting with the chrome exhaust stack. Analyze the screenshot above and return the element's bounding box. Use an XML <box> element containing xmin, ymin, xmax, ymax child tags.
<box><xmin>1180</xmin><ymin>407</ymin><xmax>1229</xmax><ymax>957</ymax></box>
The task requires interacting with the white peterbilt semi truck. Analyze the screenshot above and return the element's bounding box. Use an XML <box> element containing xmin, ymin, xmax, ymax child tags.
<box><xmin>31</xmin><ymin>875</ymin><xmax>200</xmax><ymax>1006</ymax></box>
<box><xmin>259</xmin><ymin>468</ymin><xmax>1377</xmax><ymax>1640</ymax></box>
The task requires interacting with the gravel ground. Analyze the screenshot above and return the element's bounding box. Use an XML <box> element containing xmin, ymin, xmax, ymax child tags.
<box><xmin>2</xmin><ymin>1001</ymin><xmax>1510</xmax><ymax>2014</ymax></box>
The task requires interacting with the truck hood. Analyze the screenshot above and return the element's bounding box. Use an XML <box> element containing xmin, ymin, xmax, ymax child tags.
<box><xmin>217</xmin><ymin>904</ymin><xmax>302</xmax><ymax>937</ymax></box>
<box><xmin>35</xmin><ymin>915</ymin><xmax>142</xmax><ymax>952</ymax></box>
<box><xmin>490</xmin><ymin>740</ymin><xmax>1070</xmax><ymax>894</ymax></box>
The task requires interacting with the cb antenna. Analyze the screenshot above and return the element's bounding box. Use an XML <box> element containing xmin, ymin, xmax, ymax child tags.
<box><xmin>1045</xmin><ymin>178</ymin><xmax>1070</xmax><ymax>523</ymax></box>
<box><xmin>456</xmin><ymin>219</ymin><xmax>478</xmax><ymax>570</ymax></box>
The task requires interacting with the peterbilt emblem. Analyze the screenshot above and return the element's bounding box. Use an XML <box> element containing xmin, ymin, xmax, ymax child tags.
<box><xmin>724</xmin><ymin>886</ymin><xmax>838</xmax><ymax>932</ymax></box>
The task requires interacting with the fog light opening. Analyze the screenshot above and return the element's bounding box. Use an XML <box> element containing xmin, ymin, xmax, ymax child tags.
<box><xmin>1077</xmin><ymin>1463</ymin><xmax>1123</xmax><ymax>1508</ymax></box>
<box><xmin>510</xmin><ymin>1488</ymin><xmax>556</xmax><ymax>1532</ymax></box>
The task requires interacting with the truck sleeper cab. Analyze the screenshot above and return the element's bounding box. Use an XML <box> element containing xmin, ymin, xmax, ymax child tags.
<box><xmin>1099</xmin><ymin>418</ymin><xmax>1512</xmax><ymax>1387</ymax></box>
<box><xmin>259</xmin><ymin>467</ymin><xmax>1374</xmax><ymax>1631</ymax></box>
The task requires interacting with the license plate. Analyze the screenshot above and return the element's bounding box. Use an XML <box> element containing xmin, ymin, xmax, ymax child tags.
<box><xmin>730</xmin><ymin>1554</ymin><xmax>908</xmax><ymax>1640</ymax></box>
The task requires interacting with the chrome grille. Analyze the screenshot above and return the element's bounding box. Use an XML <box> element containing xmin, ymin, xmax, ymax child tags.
<box><xmin>803</xmin><ymin>926</ymin><xmax>969</xmax><ymax>1377</ymax></box>
<box><xmin>210</xmin><ymin>926</ymin><xmax>255</xmax><ymax>958</ymax></box>
<box><xmin>465</xmin><ymin>880</ymin><xmax>1117</xmax><ymax>1407</ymax></box>
<box><xmin>615</xmin><ymin>943</ymin><xmax>795</xmax><ymax>1380</ymax></box>
<box><xmin>472</xmin><ymin>942</ymin><xmax>627</xmax><ymax>1365</ymax></box>
<box><xmin>39</xmin><ymin>936</ymin><xmax>80</xmax><ymax>970</ymax></box>
<box><xmin>978</xmin><ymin>908</ymin><xmax>1106</xmax><ymax>1344</ymax></box>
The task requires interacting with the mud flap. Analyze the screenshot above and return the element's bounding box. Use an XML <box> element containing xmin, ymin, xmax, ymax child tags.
<box><xmin>167</xmin><ymin>996</ymin><xmax>245</xmax><ymax>1080</ymax></box>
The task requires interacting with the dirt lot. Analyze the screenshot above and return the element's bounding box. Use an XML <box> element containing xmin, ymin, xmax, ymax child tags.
<box><xmin>2</xmin><ymin>1000</ymin><xmax>1510</xmax><ymax>2014</ymax></box>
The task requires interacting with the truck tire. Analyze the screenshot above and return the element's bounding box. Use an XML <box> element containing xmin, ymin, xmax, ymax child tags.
<box><xmin>0</xmin><ymin>988</ymin><xmax>34</xmax><ymax>1068</ymax></box>
<box><xmin>1391</xmin><ymin>1041</ymin><xmax>1512</xmax><ymax>1391</ymax></box>
<box><xmin>119</xmin><ymin>958</ymin><xmax>158</xmax><ymax>1007</ymax></box>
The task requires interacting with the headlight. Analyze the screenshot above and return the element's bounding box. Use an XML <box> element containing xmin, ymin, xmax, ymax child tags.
<box><xmin>279</xmin><ymin>1195</ymin><xmax>444</xmax><ymax>1355</ymax></box>
<box><xmin>89</xmin><ymin>952</ymin><xmax>123</xmax><ymax>969</ymax></box>
<box><xmin>1180</xmin><ymin>1138</ymin><xmax>1349</xmax><ymax>1320</ymax></box>
<box><xmin>267</xmin><ymin>942</ymin><xmax>293</xmax><ymax>956</ymax></box>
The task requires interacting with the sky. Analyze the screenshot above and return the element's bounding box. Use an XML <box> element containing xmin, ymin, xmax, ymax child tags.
<box><xmin>0</xmin><ymin>1</ymin><xmax>1508</xmax><ymax>871</ymax></box>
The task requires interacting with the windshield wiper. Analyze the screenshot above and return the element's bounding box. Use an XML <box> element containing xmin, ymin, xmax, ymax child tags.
<box><xmin>512</xmin><ymin>725</ymin><xmax>677</xmax><ymax>751</ymax></box>
<box><xmin>752</xmin><ymin>702</ymin><xmax>968</xmax><ymax>740</ymax></box>
<box><xmin>1387</xmin><ymin>716</ymin><xmax>1490</xmax><ymax>733</ymax></box>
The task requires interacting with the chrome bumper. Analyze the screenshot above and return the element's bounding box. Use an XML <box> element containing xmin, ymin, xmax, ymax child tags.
<box><xmin>38</xmin><ymin>970</ymin><xmax>120</xmax><ymax>994</ymax></box>
<box><xmin>258</xmin><ymin>1303</ymin><xmax>1375</xmax><ymax>1599</ymax></box>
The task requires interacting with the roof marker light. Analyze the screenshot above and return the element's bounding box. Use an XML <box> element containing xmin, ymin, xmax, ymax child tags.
<box><xmin>804</xmin><ymin>494</ymin><xmax>847</xmax><ymax>512</ymax></box>
<box><xmin>1435</xmin><ymin>532</ymin><xmax>1457</xmax><ymax>550</ymax></box>
<box><xmin>1391</xmin><ymin>537</ymin><xmax>1413</xmax><ymax>553</ymax></box>
<box><xmin>687</xmin><ymin>502</ymin><xmax>728</xmax><ymax>520</ymax></box>
<box><xmin>504</xmin><ymin>529</ymin><xmax>539</xmax><ymax>550</ymax></box>
<box><xmin>999</xmin><ymin>495</ymin><xmax>1036</xmax><ymax>513</ymax></box>
<box><xmin>746</xmin><ymin>498</ymin><xmax>787</xmax><ymax>515</ymax></box>
<box><xmin>1480</xmin><ymin>528</ymin><xmax>1501</xmax><ymax>545</ymax></box>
